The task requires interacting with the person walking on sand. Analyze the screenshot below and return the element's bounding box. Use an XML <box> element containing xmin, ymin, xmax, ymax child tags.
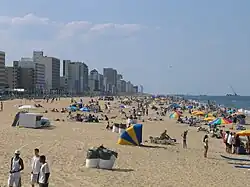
<box><xmin>38</xmin><ymin>155</ymin><xmax>50</xmax><ymax>187</ymax></box>
<box><xmin>203</xmin><ymin>135</ymin><xmax>209</xmax><ymax>158</ymax></box>
<box><xmin>181</xmin><ymin>130</ymin><xmax>188</xmax><ymax>148</ymax></box>
<box><xmin>31</xmin><ymin>149</ymin><xmax>41</xmax><ymax>187</ymax></box>
<box><xmin>1</xmin><ymin>101</ymin><xmax>3</xmax><ymax>111</ymax></box>
<box><xmin>8</xmin><ymin>150</ymin><xmax>24</xmax><ymax>187</ymax></box>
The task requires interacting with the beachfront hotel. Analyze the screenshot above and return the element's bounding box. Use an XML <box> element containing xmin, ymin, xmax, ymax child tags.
<box><xmin>0</xmin><ymin>51</ymin><xmax>7</xmax><ymax>89</ymax></box>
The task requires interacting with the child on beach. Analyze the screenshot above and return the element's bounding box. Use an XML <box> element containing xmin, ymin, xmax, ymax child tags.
<box><xmin>203</xmin><ymin>135</ymin><xmax>209</xmax><ymax>158</ymax></box>
<box><xmin>181</xmin><ymin>130</ymin><xmax>188</xmax><ymax>148</ymax></box>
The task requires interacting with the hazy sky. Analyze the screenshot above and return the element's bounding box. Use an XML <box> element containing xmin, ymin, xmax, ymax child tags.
<box><xmin>0</xmin><ymin>0</ymin><xmax>249</xmax><ymax>95</ymax></box>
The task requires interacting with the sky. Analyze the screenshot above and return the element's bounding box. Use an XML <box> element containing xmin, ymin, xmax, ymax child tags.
<box><xmin>0</xmin><ymin>0</ymin><xmax>249</xmax><ymax>95</ymax></box>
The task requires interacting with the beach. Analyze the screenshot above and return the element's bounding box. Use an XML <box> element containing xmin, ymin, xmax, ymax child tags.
<box><xmin>0</xmin><ymin>98</ymin><xmax>249</xmax><ymax>187</ymax></box>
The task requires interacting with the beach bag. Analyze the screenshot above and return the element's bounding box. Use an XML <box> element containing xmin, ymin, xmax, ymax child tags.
<box><xmin>86</xmin><ymin>148</ymin><xmax>100</xmax><ymax>168</ymax></box>
<box><xmin>98</xmin><ymin>148</ymin><xmax>118</xmax><ymax>170</ymax></box>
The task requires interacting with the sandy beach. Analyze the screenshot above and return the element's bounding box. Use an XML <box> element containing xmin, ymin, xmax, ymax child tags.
<box><xmin>0</xmin><ymin>98</ymin><xmax>249</xmax><ymax>187</ymax></box>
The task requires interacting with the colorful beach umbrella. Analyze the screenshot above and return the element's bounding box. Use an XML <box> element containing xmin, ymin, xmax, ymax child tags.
<box><xmin>204</xmin><ymin>117</ymin><xmax>215</xmax><ymax>122</ymax></box>
<box><xmin>209</xmin><ymin>117</ymin><xmax>232</xmax><ymax>125</ymax></box>
<box><xmin>194</xmin><ymin>111</ymin><xmax>205</xmax><ymax>116</ymax></box>
<box><xmin>236</xmin><ymin>130</ymin><xmax>250</xmax><ymax>136</ymax></box>
<box><xmin>118</xmin><ymin>124</ymin><xmax>142</xmax><ymax>146</ymax></box>
<box><xmin>169</xmin><ymin>112</ymin><xmax>181</xmax><ymax>119</ymax></box>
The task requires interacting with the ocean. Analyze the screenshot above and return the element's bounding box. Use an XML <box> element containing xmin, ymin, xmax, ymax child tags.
<box><xmin>184</xmin><ymin>96</ymin><xmax>250</xmax><ymax>110</ymax></box>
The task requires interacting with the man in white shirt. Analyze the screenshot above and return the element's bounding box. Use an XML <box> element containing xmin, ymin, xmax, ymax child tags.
<box><xmin>31</xmin><ymin>148</ymin><xmax>41</xmax><ymax>187</ymax></box>
<box><xmin>38</xmin><ymin>155</ymin><xmax>50</xmax><ymax>187</ymax></box>
<box><xmin>227</xmin><ymin>132</ymin><xmax>233</xmax><ymax>153</ymax></box>
<box><xmin>8</xmin><ymin>150</ymin><xmax>24</xmax><ymax>187</ymax></box>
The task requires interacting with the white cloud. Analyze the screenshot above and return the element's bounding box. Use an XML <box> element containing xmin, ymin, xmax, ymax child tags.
<box><xmin>0</xmin><ymin>13</ymin><xmax>143</xmax><ymax>40</ymax></box>
<box><xmin>0</xmin><ymin>13</ymin><xmax>146</xmax><ymax>64</ymax></box>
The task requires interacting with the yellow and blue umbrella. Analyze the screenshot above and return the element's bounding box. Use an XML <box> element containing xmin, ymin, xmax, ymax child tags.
<box><xmin>118</xmin><ymin>124</ymin><xmax>142</xmax><ymax>146</ymax></box>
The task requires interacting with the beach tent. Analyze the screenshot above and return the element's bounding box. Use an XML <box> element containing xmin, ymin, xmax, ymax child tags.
<box><xmin>12</xmin><ymin>112</ymin><xmax>21</xmax><ymax>126</ymax></box>
<box><xmin>118</xmin><ymin>124</ymin><xmax>142</xmax><ymax>146</ymax></box>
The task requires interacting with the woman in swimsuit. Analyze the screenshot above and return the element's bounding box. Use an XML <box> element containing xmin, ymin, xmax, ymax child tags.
<box><xmin>203</xmin><ymin>135</ymin><xmax>209</xmax><ymax>158</ymax></box>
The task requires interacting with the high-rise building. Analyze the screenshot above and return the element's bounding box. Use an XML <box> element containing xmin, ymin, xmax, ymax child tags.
<box><xmin>133</xmin><ymin>86</ymin><xmax>138</xmax><ymax>93</ymax></box>
<box><xmin>103</xmin><ymin>68</ymin><xmax>117</xmax><ymax>94</ymax></box>
<box><xmin>126</xmin><ymin>81</ymin><xmax>134</xmax><ymax>93</ymax></box>
<box><xmin>82</xmin><ymin>62</ymin><xmax>89</xmax><ymax>92</ymax></box>
<box><xmin>121</xmin><ymin>80</ymin><xmax>126</xmax><ymax>93</ymax></box>
<box><xmin>6</xmin><ymin>67</ymin><xmax>14</xmax><ymax>89</ymax></box>
<box><xmin>98</xmin><ymin>74</ymin><xmax>104</xmax><ymax>92</ymax></box>
<box><xmin>116</xmin><ymin>74</ymin><xmax>123</xmax><ymax>93</ymax></box>
<box><xmin>63</xmin><ymin>60</ymin><xmax>89</xmax><ymax>94</ymax></box>
<box><xmin>18</xmin><ymin>58</ymin><xmax>45</xmax><ymax>90</ymax></box>
<box><xmin>34</xmin><ymin>51</ymin><xmax>60</xmax><ymax>91</ymax></box>
<box><xmin>6</xmin><ymin>61</ymin><xmax>19</xmax><ymax>89</ymax></box>
<box><xmin>139</xmin><ymin>85</ymin><xmax>144</xmax><ymax>93</ymax></box>
<box><xmin>19</xmin><ymin>67</ymin><xmax>35</xmax><ymax>91</ymax></box>
<box><xmin>89</xmin><ymin>69</ymin><xmax>99</xmax><ymax>91</ymax></box>
<box><xmin>0</xmin><ymin>51</ymin><xmax>6</xmax><ymax>89</ymax></box>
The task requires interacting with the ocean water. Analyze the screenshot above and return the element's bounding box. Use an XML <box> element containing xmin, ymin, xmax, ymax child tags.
<box><xmin>184</xmin><ymin>96</ymin><xmax>250</xmax><ymax>110</ymax></box>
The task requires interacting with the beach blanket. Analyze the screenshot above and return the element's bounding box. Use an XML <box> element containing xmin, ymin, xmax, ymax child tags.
<box><xmin>220</xmin><ymin>155</ymin><xmax>250</xmax><ymax>162</ymax></box>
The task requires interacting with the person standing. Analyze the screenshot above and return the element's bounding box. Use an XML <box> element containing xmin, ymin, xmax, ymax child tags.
<box><xmin>8</xmin><ymin>150</ymin><xmax>24</xmax><ymax>187</ymax></box>
<box><xmin>31</xmin><ymin>149</ymin><xmax>41</xmax><ymax>187</ymax></box>
<box><xmin>203</xmin><ymin>135</ymin><xmax>209</xmax><ymax>158</ymax></box>
<box><xmin>181</xmin><ymin>130</ymin><xmax>188</xmax><ymax>148</ymax></box>
<box><xmin>1</xmin><ymin>101</ymin><xmax>3</xmax><ymax>111</ymax></box>
<box><xmin>38</xmin><ymin>155</ymin><xmax>50</xmax><ymax>187</ymax></box>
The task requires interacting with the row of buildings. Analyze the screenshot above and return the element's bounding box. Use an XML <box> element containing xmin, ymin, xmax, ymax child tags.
<box><xmin>1</xmin><ymin>50</ymin><xmax>143</xmax><ymax>95</ymax></box>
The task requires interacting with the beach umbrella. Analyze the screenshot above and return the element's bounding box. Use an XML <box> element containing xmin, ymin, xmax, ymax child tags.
<box><xmin>18</xmin><ymin>105</ymin><xmax>36</xmax><ymax>110</ymax></box>
<box><xmin>191</xmin><ymin>110</ymin><xmax>199</xmax><ymax>115</ymax></box>
<box><xmin>194</xmin><ymin>111</ymin><xmax>205</xmax><ymax>116</ymax></box>
<box><xmin>236</xmin><ymin>130</ymin><xmax>250</xmax><ymax>136</ymax></box>
<box><xmin>118</xmin><ymin>124</ymin><xmax>142</xmax><ymax>146</ymax></box>
<box><xmin>209</xmin><ymin>117</ymin><xmax>232</xmax><ymax>125</ymax></box>
<box><xmin>67</xmin><ymin>106</ymin><xmax>77</xmax><ymax>111</ymax></box>
<box><xmin>204</xmin><ymin>117</ymin><xmax>215</xmax><ymax>122</ymax></box>
<box><xmin>170</xmin><ymin>103</ymin><xmax>181</xmax><ymax>108</ymax></box>
<box><xmin>120</xmin><ymin>105</ymin><xmax>125</xmax><ymax>109</ymax></box>
<box><xmin>80</xmin><ymin>107</ymin><xmax>90</xmax><ymax>112</ymax></box>
<box><xmin>187</xmin><ymin>105</ymin><xmax>193</xmax><ymax>109</ymax></box>
<box><xmin>169</xmin><ymin>112</ymin><xmax>181</xmax><ymax>119</ymax></box>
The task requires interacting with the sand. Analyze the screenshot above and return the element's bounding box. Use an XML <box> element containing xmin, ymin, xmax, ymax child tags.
<box><xmin>0</xmin><ymin>98</ymin><xmax>249</xmax><ymax>187</ymax></box>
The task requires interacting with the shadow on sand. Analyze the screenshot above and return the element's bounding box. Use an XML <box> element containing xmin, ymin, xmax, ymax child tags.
<box><xmin>112</xmin><ymin>168</ymin><xmax>134</xmax><ymax>172</ymax></box>
<box><xmin>38</xmin><ymin>125</ymin><xmax>56</xmax><ymax>130</ymax></box>
<box><xmin>140</xmin><ymin>144</ymin><xmax>168</xmax><ymax>149</ymax></box>
<box><xmin>228</xmin><ymin>162</ymin><xmax>250</xmax><ymax>166</ymax></box>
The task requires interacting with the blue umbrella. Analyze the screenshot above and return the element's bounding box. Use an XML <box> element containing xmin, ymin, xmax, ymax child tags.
<box><xmin>67</xmin><ymin>106</ymin><xmax>77</xmax><ymax>111</ymax></box>
<box><xmin>80</xmin><ymin>107</ymin><xmax>90</xmax><ymax>112</ymax></box>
